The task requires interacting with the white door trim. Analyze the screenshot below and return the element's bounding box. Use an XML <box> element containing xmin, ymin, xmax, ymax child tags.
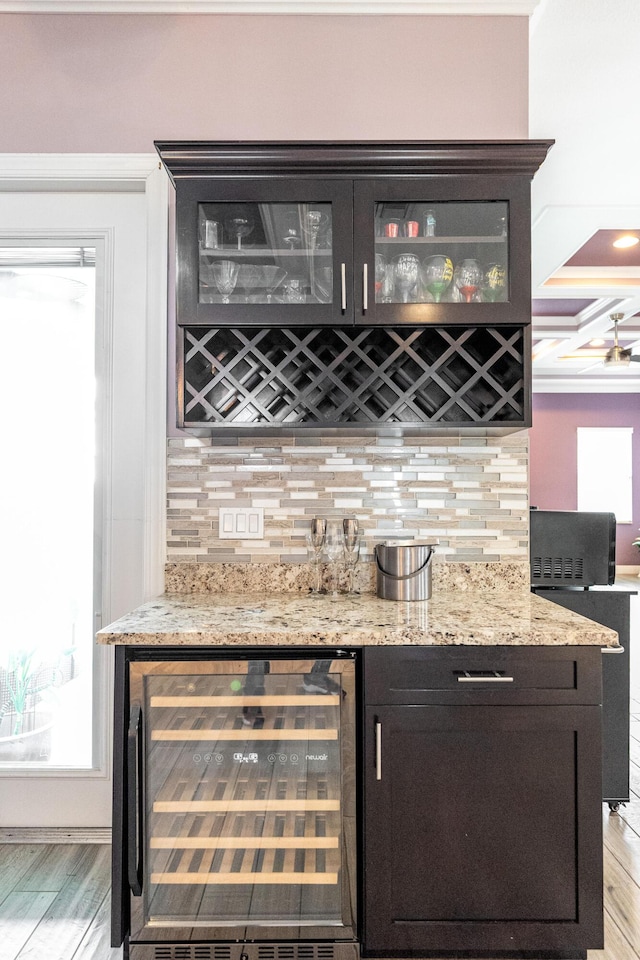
<box><xmin>0</xmin><ymin>156</ymin><xmax>168</xmax><ymax>822</ymax></box>
<box><xmin>0</xmin><ymin>153</ymin><xmax>168</xmax><ymax>609</ymax></box>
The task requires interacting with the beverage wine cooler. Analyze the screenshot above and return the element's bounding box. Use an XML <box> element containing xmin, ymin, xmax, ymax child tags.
<box><xmin>113</xmin><ymin>648</ymin><xmax>358</xmax><ymax>960</ymax></box>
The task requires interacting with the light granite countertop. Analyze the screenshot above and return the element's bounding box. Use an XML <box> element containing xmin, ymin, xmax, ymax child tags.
<box><xmin>96</xmin><ymin>590</ymin><xmax>619</xmax><ymax>648</ymax></box>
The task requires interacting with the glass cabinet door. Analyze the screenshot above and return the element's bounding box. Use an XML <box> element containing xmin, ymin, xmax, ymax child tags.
<box><xmin>133</xmin><ymin>657</ymin><xmax>356</xmax><ymax>939</ymax></box>
<box><xmin>176</xmin><ymin>180</ymin><xmax>353</xmax><ymax>326</ymax></box>
<box><xmin>354</xmin><ymin>179</ymin><xmax>531</xmax><ymax>326</ymax></box>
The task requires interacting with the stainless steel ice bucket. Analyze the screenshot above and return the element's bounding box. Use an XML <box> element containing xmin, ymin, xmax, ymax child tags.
<box><xmin>374</xmin><ymin>541</ymin><xmax>436</xmax><ymax>601</ymax></box>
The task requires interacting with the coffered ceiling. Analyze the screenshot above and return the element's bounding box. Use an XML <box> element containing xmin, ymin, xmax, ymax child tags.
<box><xmin>531</xmin><ymin>220</ymin><xmax>640</xmax><ymax>392</ymax></box>
<box><xmin>529</xmin><ymin>0</ymin><xmax>640</xmax><ymax>393</ymax></box>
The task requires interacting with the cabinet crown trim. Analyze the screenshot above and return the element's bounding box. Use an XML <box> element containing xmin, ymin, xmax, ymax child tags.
<box><xmin>156</xmin><ymin>140</ymin><xmax>554</xmax><ymax>183</ymax></box>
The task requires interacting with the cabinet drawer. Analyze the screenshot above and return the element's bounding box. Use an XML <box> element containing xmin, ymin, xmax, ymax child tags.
<box><xmin>363</xmin><ymin>645</ymin><xmax>602</xmax><ymax>705</ymax></box>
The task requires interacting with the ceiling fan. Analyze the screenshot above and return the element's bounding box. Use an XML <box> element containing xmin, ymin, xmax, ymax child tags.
<box><xmin>559</xmin><ymin>312</ymin><xmax>640</xmax><ymax>367</ymax></box>
<box><xmin>601</xmin><ymin>313</ymin><xmax>640</xmax><ymax>367</ymax></box>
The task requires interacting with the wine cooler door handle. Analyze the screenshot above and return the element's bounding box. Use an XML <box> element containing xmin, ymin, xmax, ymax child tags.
<box><xmin>363</xmin><ymin>262</ymin><xmax>369</xmax><ymax>312</ymax></box>
<box><xmin>375</xmin><ymin>720</ymin><xmax>382</xmax><ymax>781</ymax></box>
<box><xmin>127</xmin><ymin>703</ymin><xmax>144</xmax><ymax>897</ymax></box>
<box><xmin>341</xmin><ymin>262</ymin><xmax>347</xmax><ymax>312</ymax></box>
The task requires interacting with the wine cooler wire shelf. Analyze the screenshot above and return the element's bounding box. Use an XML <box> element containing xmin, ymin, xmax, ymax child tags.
<box><xmin>147</xmin><ymin>687</ymin><xmax>341</xmax><ymax>891</ymax></box>
<box><xmin>183</xmin><ymin>325</ymin><xmax>525</xmax><ymax>426</ymax></box>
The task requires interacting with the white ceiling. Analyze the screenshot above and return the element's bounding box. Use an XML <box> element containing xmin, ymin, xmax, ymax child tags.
<box><xmin>529</xmin><ymin>0</ymin><xmax>640</xmax><ymax>392</ymax></box>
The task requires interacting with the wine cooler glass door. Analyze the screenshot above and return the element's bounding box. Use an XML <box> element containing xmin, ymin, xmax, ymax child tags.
<box><xmin>129</xmin><ymin>656</ymin><xmax>356</xmax><ymax>943</ymax></box>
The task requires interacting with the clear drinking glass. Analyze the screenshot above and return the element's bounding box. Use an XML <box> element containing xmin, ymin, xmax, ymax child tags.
<box><xmin>212</xmin><ymin>260</ymin><xmax>239</xmax><ymax>303</ymax></box>
<box><xmin>306</xmin><ymin>518</ymin><xmax>326</xmax><ymax>596</ymax></box>
<box><xmin>342</xmin><ymin>519</ymin><xmax>361</xmax><ymax>596</ymax></box>
<box><xmin>323</xmin><ymin>533</ymin><xmax>344</xmax><ymax>598</ymax></box>
<box><xmin>393</xmin><ymin>253</ymin><xmax>420</xmax><ymax>303</ymax></box>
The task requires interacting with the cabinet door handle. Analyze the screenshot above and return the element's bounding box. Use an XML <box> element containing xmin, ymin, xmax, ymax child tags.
<box><xmin>127</xmin><ymin>704</ymin><xmax>144</xmax><ymax>897</ymax></box>
<box><xmin>375</xmin><ymin>721</ymin><xmax>382</xmax><ymax>781</ymax></box>
<box><xmin>363</xmin><ymin>263</ymin><xmax>369</xmax><ymax>312</ymax></box>
<box><xmin>457</xmin><ymin>672</ymin><xmax>514</xmax><ymax>683</ymax></box>
<box><xmin>602</xmin><ymin>645</ymin><xmax>625</xmax><ymax>654</ymax></box>
<box><xmin>341</xmin><ymin>262</ymin><xmax>347</xmax><ymax>312</ymax></box>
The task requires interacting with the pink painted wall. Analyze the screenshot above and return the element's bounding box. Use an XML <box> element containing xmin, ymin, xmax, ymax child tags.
<box><xmin>0</xmin><ymin>14</ymin><xmax>528</xmax><ymax>152</ymax></box>
<box><xmin>530</xmin><ymin>394</ymin><xmax>640</xmax><ymax>565</ymax></box>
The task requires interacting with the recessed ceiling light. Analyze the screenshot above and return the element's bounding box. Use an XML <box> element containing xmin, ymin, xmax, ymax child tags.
<box><xmin>589</xmin><ymin>338</ymin><xmax>606</xmax><ymax>347</ymax></box>
<box><xmin>613</xmin><ymin>234</ymin><xmax>640</xmax><ymax>249</ymax></box>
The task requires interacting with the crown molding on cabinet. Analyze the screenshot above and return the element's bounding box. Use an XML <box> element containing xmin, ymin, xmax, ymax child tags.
<box><xmin>0</xmin><ymin>0</ymin><xmax>542</xmax><ymax>14</ymax></box>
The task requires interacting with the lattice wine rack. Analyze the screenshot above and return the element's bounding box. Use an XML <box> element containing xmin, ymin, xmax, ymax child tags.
<box><xmin>181</xmin><ymin>325</ymin><xmax>528</xmax><ymax>428</ymax></box>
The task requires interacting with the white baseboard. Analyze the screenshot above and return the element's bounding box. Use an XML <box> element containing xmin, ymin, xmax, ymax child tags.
<box><xmin>0</xmin><ymin>827</ymin><xmax>111</xmax><ymax>844</ymax></box>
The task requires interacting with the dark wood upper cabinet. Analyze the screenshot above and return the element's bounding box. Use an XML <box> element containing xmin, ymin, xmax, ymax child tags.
<box><xmin>156</xmin><ymin>141</ymin><xmax>552</xmax><ymax>432</ymax></box>
<box><xmin>158</xmin><ymin>140</ymin><xmax>551</xmax><ymax>329</ymax></box>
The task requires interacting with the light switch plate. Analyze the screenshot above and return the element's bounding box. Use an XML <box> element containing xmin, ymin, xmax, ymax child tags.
<box><xmin>218</xmin><ymin>507</ymin><xmax>264</xmax><ymax>540</ymax></box>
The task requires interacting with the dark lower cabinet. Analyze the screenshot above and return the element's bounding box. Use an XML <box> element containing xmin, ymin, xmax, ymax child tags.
<box><xmin>533</xmin><ymin>587</ymin><xmax>634</xmax><ymax>807</ymax></box>
<box><xmin>362</xmin><ymin>646</ymin><xmax>604</xmax><ymax>957</ymax></box>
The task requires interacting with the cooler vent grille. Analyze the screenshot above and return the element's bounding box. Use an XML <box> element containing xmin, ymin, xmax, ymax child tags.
<box><xmin>154</xmin><ymin>948</ymin><xmax>231</xmax><ymax>960</ymax></box>
<box><xmin>153</xmin><ymin>947</ymin><xmax>335</xmax><ymax>960</ymax></box>
<box><xmin>532</xmin><ymin>556</ymin><xmax>584</xmax><ymax>581</ymax></box>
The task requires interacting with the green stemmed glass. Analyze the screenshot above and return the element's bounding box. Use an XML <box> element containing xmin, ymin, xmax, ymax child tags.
<box><xmin>422</xmin><ymin>255</ymin><xmax>454</xmax><ymax>303</ymax></box>
<box><xmin>482</xmin><ymin>262</ymin><xmax>507</xmax><ymax>302</ymax></box>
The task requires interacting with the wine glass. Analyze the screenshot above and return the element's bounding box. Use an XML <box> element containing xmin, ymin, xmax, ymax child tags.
<box><xmin>393</xmin><ymin>253</ymin><xmax>420</xmax><ymax>303</ymax></box>
<box><xmin>282</xmin><ymin>211</ymin><xmax>302</xmax><ymax>249</ymax></box>
<box><xmin>312</xmin><ymin>266</ymin><xmax>333</xmax><ymax>303</ymax></box>
<box><xmin>212</xmin><ymin>259</ymin><xmax>239</xmax><ymax>303</ymax></box>
<box><xmin>301</xmin><ymin>210</ymin><xmax>328</xmax><ymax>248</ymax></box>
<box><xmin>422</xmin><ymin>255</ymin><xmax>454</xmax><ymax>303</ymax></box>
<box><xmin>482</xmin><ymin>262</ymin><xmax>507</xmax><ymax>302</ymax></box>
<box><xmin>381</xmin><ymin>263</ymin><xmax>395</xmax><ymax>303</ymax></box>
<box><xmin>323</xmin><ymin>531</ymin><xmax>344</xmax><ymax>598</ymax></box>
<box><xmin>342</xmin><ymin>519</ymin><xmax>361</xmax><ymax>596</ymax></box>
<box><xmin>454</xmin><ymin>258</ymin><xmax>483</xmax><ymax>303</ymax></box>
<box><xmin>375</xmin><ymin>254</ymin><xmax>387</xmax><ymax>302</ymax></box>
<box><xmin>306</xmin><ymin>517</ymin><xmax>327</xmax><ymax>597</ymax></box>
<box><xmin>226</xmin><ymin>217</ymin><xmax>254</xmax><ymax>251</ymax></box>
<box><xmin>264</xmin><ymin>266</ymin><xmax>288</xmax><ymax>303</ymax></box>
<box><xmin>237</xmin><ymin>263</ymin><xmax>262</xmax><ymax>302</ymax></box>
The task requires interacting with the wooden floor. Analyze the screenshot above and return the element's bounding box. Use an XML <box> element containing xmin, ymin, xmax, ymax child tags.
<box><xmin>1</xmin><ymin>583</ymin><xmax>640</xmax><ymax>960</ymax></box>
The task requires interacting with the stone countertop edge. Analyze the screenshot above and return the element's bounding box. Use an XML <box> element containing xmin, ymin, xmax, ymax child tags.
<box><xmin>96</xmin><ymin>590</ymin><xmax>620</xmax><ymax>648</ymax></box>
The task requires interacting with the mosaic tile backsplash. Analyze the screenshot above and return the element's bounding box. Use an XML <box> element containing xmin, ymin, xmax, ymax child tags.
<box><xmin>167</xmin><ymin>433</ymin><xmax>529</xmax><ymax>564</ymax></box>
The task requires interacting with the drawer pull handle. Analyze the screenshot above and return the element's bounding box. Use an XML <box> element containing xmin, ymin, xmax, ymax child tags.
<box><xmin>602</xmin><ymin>645</ymin><xmax>625</xmax><ymax>654</ymax></box>
<box><xmin>456</xmin><ymin>671</ymin><xmax>514</xmax><ymax>683</ymax></box>
<box><xmin>375</xmin><ymin>721</ymin><xmax>382</xmax><ymax>781</ymax></box>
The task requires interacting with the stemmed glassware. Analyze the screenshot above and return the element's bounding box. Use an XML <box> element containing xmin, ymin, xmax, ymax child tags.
<box><xmin>226</xmin><ymin>216</ymin><xmax>254</xmax><ymax>251</ymax></box>
<box><xmin>422</xmin><ymin>255</ymin><xmax>454</xmax><ymax>303</ymax></box>
<box><xmin>265</xmin><ymin>267</ymin><xmax>288</xmax><ymax>303</ymax></box>
<box><xmin>212</xmin><ymin>260</ymin><xmax>239</xmax><ymax>303</ymax></box>
<box><xmin>482</xmin><ymin>262</ymin><xmax>507</xmax><ymax>302</ymax></box>
<box><xmin>342</xmin><ymin>519</ymin><xmax>361</xmax><ymax>596</ymax></box>
<box><xmin>323</xmin><ymin>530</ymin><xmax>344</xmax><ymax>599</ymax></box>
<box><xmin>454</xmin><ymin>259</ymin><xmax>483</xmax><ymax>303</ymax></box>
<box><xmin>301</xmin><ymin>210</ymin><xmax>328</xmax><ymax>249</ymax></box>
<box><xmin>375</xmin><ymin>254</ymin><xmax>387</xmax><ymax>302</ymax></box>
<box><xmin>393</xmin><ymin>253</ymin><xmax>421</xmax><ymax>303</ymax></box>
<box><xmin>305</xmin><ymin>518</ymin><xmax>327</xmax><ymax>597</ymax></box>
